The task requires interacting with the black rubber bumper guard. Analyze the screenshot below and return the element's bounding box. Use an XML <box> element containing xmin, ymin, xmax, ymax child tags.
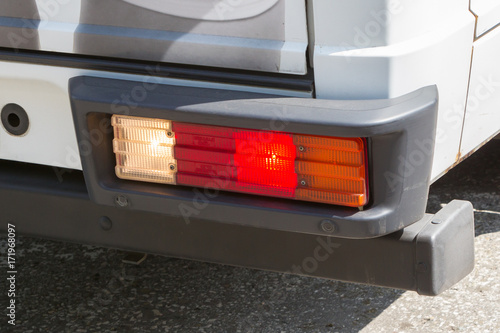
<box><xmin>0</xmin><ymin>77</ymin><xmax>475</xmax><ymax>295</ymax></box>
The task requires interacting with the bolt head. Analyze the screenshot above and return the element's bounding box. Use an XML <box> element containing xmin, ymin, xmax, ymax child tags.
<box><xmin>320</xmin><ymin>220</ymin><xmax>336</xmax><ymax>233</ymax></box>
<box><xmin>115</xmin><ymin>195</ymin><xmax>129</xmax><ymax>207</ymax></box>
<box><xmin>99</xmin><ymin>216</ymin><xmax>113</xmax><ymax>231</ymax></box>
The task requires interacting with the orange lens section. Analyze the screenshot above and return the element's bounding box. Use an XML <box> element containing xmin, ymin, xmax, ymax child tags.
<box><xmin>293</xmin><ymin>135</ymin><xmax>367</xmax><ymax>206</ymax></box>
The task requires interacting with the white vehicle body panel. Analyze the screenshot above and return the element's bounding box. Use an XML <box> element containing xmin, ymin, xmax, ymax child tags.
<box><xmin>460</xmin><ymin>27</ymin><xmax>500</xmax><ymax>156</ymax></box>
<box><xmin>470</xmin><ymin>0</ymin><xmax>500</xmax><ymax>37</ymax></box>
<box><xmin>309</xmin><ymin>0</ymin><xmax>476</xmax><ymax>181</ymax></box>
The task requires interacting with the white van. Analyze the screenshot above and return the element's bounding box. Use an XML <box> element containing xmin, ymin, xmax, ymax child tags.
<box><xmin>1</xmin><ymin>0</ymin><xmax>499</xmax><ymax>295</ymax></box>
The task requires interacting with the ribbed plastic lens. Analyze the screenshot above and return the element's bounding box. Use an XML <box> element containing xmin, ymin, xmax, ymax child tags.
<box><xmin>111</xmin><ymin>115</ymin><xmax>368</xmax><ymax>207</ymax></box>
<box><xmin>111</xmin><ymin>115</ymin><xmax>176</xmax><ymax>184</ymax></box>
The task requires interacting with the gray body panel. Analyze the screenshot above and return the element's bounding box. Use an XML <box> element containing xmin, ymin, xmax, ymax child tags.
<box><xmin>75</xmin><ymin>0</ymin><xmax>284</xmax><ymax>72</ymax></box>
<box><xmin>0</xmin><ymin>1</ymin><xmax>40</xmax><ymax>50</ymax></box>
<box><xmin>0</xmin><ymin>0</ymin><xmax>308</xmax><ymax>74</ymax></box>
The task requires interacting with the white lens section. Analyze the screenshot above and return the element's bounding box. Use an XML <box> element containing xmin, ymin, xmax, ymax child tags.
<box><xmin>111</xmin><ymin>115</ymin><xmax>177</xmax><ymax>184</ymax></box>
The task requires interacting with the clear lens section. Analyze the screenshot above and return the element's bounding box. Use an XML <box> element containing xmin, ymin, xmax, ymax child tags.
<box><xmin>115</xmin><ymin>167</ymin><xmax>176</xmax><ymax>184</ymax></box>
<box><xmin>111</xmin><ymin>115</ymin><xmax>176</xmax><ymax>184</ymax></box>
<box><xmin>115</xmin><ymin>153</ymin><xmax>174</xmax><ymax>171</ymax></box>
<box><xmin>114</xmin><ymin>127</ymin><xmax>174</xmax><ymax>144</ymax></box>
<box><xmin>113</xmin><ymin>140</ymin><xmax>174</xmax><ymax>157</ymax></box>
<box><xmin>112</xmin><ymin>115</ymin><xmax>172</xmax><ymax>130</ymax></box>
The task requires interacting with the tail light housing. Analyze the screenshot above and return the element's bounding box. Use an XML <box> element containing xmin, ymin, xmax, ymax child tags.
<box><xmin>112</xmin><ymin>115</ymin><xmax>368</xmax><ymax>207</ymax></box>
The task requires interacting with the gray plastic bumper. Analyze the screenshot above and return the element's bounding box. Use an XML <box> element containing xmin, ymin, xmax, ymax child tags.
<box><xmin>414</xmin><ymin>200</ymin><xmax>475</xmax><ymax>295</ymax></box>
<box><xmin>0</xmin><ymin>160</ymin><xmax>474</xmax><ymax>295</ymax></box>
<box><xmin>69</xmin><ymin>76</ymin><xmax>439</xmax><ymax>239</ymax></box>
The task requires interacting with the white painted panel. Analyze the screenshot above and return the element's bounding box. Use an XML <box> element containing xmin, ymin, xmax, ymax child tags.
<box><xmin>0</xmin><ymin>62</ymin><xmax>311</xmax><ymax>170</ymax></box>
<box><xmin>280</xmin><ymin>1</ymin><xmax>308</xmax><ymax>74</ymax></box>
<box><xmin>460</xmin><ymin>26</ymin><xmax>500</xmax><ymax>156</ymax></box>
<box><xmin>0</xmin><ymin>73</ymin><xmax>81</xmax><ymax>169</ymax></box>
<box><xmin>34</xmin><ymin>0</ymin><xmax>81</xmax><ymax>53</ymax></box>
<box><xmin>310</xmin><ymin>0</ymin><xmax>475</xmax><ymax>181</ymax></box>
<box><xmin>470</xmin><ymin>0</ymin><xmax>500</xmax><ymax>37</ymax></box>
<box><xmin>309</xmin><ymin>0</ymin><xmax>468</xmax><ymax>49</ymax></box>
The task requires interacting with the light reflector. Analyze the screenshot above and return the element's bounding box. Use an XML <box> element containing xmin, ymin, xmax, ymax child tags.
<box><xmin>111</xmin><ymin>115</ymin><xmax>368</xmax><ymax>207</ymax></box>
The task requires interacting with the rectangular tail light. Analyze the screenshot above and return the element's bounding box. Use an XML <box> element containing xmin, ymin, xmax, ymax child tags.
<box><xmin>111</xmin><ymin>115</ymin><xmax>368</xmax><ymax>207</ymax></box>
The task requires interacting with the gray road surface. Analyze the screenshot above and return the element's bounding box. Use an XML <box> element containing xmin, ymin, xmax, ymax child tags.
<box><xmin>1</xmin><ymin>140</ymin><xmax>499</xmax><ymax>333</ymax></box>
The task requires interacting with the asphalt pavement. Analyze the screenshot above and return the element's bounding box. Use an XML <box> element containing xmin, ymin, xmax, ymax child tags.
<box><xmin>1</xmin><ymin>139</ymin><xmax>499</xmax><ymax>333</ymax></box>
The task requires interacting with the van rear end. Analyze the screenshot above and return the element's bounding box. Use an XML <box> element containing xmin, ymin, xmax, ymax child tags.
<box><xmin>2</xmin><ymin>0</ymin><xmax>498</xmax><ymax>295</ymax></box>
